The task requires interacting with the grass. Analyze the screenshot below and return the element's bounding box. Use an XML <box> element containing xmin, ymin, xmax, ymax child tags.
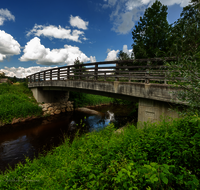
<box><xmin>68</xmin><ymin>91</ymin><xmax>131</xmax><ymax>108</ymax></box>
<box><xmin>0</xmin><ymin>115</ymin><xmax>199</xmax><ymax>189</ymax></box>
<box><xmin>0</xmin><ymin>82</ymin><xmax>42</xmax><ymax>124</ymax></box>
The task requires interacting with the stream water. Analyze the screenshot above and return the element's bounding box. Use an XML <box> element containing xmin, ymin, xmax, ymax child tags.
<box><xmin>0</xmin><ymin>104</ymin><xmax>137</xmax><ymax>174</ymax></box>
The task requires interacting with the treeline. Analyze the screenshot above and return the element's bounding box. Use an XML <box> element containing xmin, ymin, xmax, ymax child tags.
<box><xmin>0</xmin><ymin>72</ymin><xmax>26</xmax><ymax>83</ymax></box>
<box><xmin>118</xmin><ymin>0</ymin><xmax>199</xmax><ymax>62</ymax></box>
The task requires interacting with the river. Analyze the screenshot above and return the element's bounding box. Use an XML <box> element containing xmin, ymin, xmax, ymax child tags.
<box><xmin>0</xmin><ymin>104</ymin><xmax>137</xmax><ymax>174</ymax></box>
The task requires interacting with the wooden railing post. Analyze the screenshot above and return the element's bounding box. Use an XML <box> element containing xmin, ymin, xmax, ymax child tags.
<box><xmin>79</xmin><ymin>65</ymin><xmax>82</xmax><ymax>80</ymax></box>
<box><xmin>34</xmin><ymin>74</ymin><xmax>36</xmax><ymax>82</ymax></box>
<box><xmin>67</xmin><ymin>67</ymin><xmax>70</xmax><ymax>80</ymax></box>
<box><xmin>104</xmin><ymin>72</ymin><xmax>106</xmax><ymax>81</ymax></box>
<box><xmin>50</xmin><ymin>70</ymin><xmax>52</xmax><ymax>81</ymax></box>
<box><xmin>164</xmin><ymin>72</ymin><xmax>166</xmax><ymax>84</ymax></box>
<box><xmin>145</xmin><ymin>61</ymin><xmax>150</xmax><ymax>84</ymax></box>
<box><xmin>38</xmin><ymin>73</ymin><xmax>40</xmax><ymax>82</ymax></box>
<box><xmin>95</xmin><ymin>63</ymin><xmax>98</xmax><ymax>81</ymax></box>
<box><xmin>58</xmin><ymin>68</ymin><xmax>60</xmax><ymax>80</ymax></box>
<box><xmin>43</xmin><ymin>71</ymin><xmax>46</xmax><ymax>81</ymax></box>
<box><xmin>115</xmin><ymin>63</ymin><xmax>119</xmax><ymax>81</ymax></box>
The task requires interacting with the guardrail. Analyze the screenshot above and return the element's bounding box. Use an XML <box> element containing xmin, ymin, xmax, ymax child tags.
<box><xmin>26</xmin><ymin>57</ymin><xmax>185</xmax><ymax>84</ymax></box>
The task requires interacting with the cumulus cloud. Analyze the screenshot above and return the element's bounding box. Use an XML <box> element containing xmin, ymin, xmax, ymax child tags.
<box><xmin>27</xmin><ymin>24</ymin><xmax>86</xmax><ymax>43</ymax></box>
<box><xmin>105</xmin><ymin>45</ymin><xmax>133</xmax><ymax>61</ymax></box>
<box><xmin>19</xmin><ymin>37</ymin><xmax>94</xmax><ymax>65</ymax></box>
<box><xmin>103</xmin><ymin>0</ymin><xmax>191</xmax><ymax>34</ymax></box>
<box><xmin>69</xmin><ymin>15</ymin><xmax>89</xmax><ymax>30</ymax></box>
<box><xmin>0</xmin><ymin>30</ymin><xmax>21</xmax><ymax>61</ymax></box>
<box><xmin>105</xmin><ymin>49</ymin><xmax>119</xmax><ymax>61</ymax></box>
<box><xmin>0</xmin><ymin>66</ymin><xmax>56</xmax><ymax>78</ymax></box>
<box><xmin>0</xmin><ymin>8</ymin><xmax>15</xmax><ymax>25</ymax></box>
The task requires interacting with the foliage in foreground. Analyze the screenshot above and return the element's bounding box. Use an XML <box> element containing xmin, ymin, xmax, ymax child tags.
<box><xmin>0</xmin><ymin>115</ymin><xmax>199</xmax><ymax>189</ymax></box>
<box><xmin>0</xmin><ymin>82</ymin><xmax>42</xmax><ymax>124</ymax></box>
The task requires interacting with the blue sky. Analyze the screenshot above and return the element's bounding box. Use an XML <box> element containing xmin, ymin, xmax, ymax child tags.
<box><xmin>0</xmin><ymin>0</ymin><xmax>191</xmax><ymax>78</ymax></box>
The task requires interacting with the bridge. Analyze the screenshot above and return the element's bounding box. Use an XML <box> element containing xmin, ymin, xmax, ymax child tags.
<box><xmin>27</xmin><ymin>58</ymin><xmax>188</xmax><ymax>127</ymax></box>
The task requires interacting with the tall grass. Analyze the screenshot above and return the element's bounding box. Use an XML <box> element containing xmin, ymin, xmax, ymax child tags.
<box><xmin>0</xmin><ymin>116</ymin><xmax>199</xmax><ymax>189</ymax></box>
<box><xmin>0</xmin><ymin>83</ymin><xmax>42</xmax><ymax>124</ymax></box>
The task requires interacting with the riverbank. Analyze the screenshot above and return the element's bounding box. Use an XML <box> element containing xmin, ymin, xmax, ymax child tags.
<box><xmin>0</xmin><ymin>82</ymin><xmax>43</xmax><ymax>127</ymax></box>
<box><xmin>0</xmin><ymin>115</ymin><xmax>199</xmax><ymax>189</ymax></box>
<box><xmin>0</xmin><ymin>83</ymin><xmax>134</xmax><ymax>127</ymax></box>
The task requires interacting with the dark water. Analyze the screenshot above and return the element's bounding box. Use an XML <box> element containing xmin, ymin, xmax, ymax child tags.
<box><xmin>0</xmin><ymin>104</ymin><xmax>137</xmax><ymax>174</ymax></box>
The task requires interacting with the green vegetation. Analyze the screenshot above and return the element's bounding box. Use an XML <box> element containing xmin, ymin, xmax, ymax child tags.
<box><xmin>132</xmin><ymin>0</ymin><xmax>171</xmax><ymax>60</ymax></box>
<box><xmin>0</xmin><ymin>82</ymin><xmax>42</xmax><ymax>124</ymax></box>
<box><xmin>0</xmin><ymin>115</ymin><xmax>199</xmax><ymax>189</ymax></box>
<box><xmin>68</xmin><ymin>91</ymin><xmax>133</xmax><ymax>108</ymax></box>
<box><xmin>157</xmin><ymin>0</ymin><xmax>200</xmax><ymax>117</ymax></box>
<box><xmin>167</xmin><ymin>0</ymin><xmax>200</xmax><ymax>58</ymax></box>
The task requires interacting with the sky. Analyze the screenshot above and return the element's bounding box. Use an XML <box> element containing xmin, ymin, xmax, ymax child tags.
<box><xmin>0</xmin><ymin>0</ymin><xmax>191</xmax><ymax>78</ymax></box>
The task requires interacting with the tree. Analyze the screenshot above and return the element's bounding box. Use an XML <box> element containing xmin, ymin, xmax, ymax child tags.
<box><xmin>117</xmin><ymin>50</ymin><xmax>134</xmax><ymax>71</ymax></box>
<box><xmin>73</xmin><ymin>58</ymin><xmax>86</xmax><ymax>79</ymax></box>
<box><xmin>160</xmin><ymin>0</ymin><xmax>200</xmax><ymax>117</ymax></box>
<box><xmin>117</xmin><ymin>50</ymin><xmax>132</xmax><ymax>61</ymax></box>
<box><xmin>0</xmin><ymin>71</ymin><xmax>5</xmax><ymax>78</ymax></box>
<box><xmin>132</xmin><ymin>0</ymin><xmax>171</xmax><ymax>63</ymax></box>
<box><xmin>166</xmin><ymin>1</ymin><xmax>200</xmax><ymax>58</ymax></box>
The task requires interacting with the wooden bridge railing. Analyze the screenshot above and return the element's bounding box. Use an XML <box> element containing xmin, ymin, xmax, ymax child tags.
<box><xmin>26</xmin><ymin>57</ymin><xmax>185</xmax><ymax>84</ymax></box>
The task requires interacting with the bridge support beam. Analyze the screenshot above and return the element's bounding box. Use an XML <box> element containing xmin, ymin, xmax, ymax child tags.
<box><xmin>138</xmin><ymin>98</ymin><xmax>180</xmax><ymax>128</ymax></box>
<box><xmin>31</xmin><ymin>87</ymin><xmax>69</xmax><ymax>103</ymax></box>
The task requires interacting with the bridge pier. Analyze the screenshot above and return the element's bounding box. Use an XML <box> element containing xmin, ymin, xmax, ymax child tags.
<box><xmin>31</xmin><ymin>87</ymin><xmax>69</xmax><ymax>103</ymax></box>
<box><xmin>138</xmin><ymin>98</ymin><xmax>180</xmax><ymax>128</ymax></box>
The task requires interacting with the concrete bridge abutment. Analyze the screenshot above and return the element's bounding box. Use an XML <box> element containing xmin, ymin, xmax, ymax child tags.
<box><xmin>138</xmin><ymin>98</ymin><xmax>181</xmax><ymax>128</ymax></box>
<box><xmin>31</xmin><ymin>87</ymin><xmax>69</xmax><ymax>103</ymax></box>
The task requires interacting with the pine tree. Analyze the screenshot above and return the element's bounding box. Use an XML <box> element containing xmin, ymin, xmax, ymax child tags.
<box><xmin>132</xmin><ymin>0</ymin><xmax>171</xmax><ymax>61</ymax></box>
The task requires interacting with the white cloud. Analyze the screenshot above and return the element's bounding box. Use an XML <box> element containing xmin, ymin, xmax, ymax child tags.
<box><xmin>20</xmin><ymin>37</ymin><xmax>94</xmax><ymax>66</ymax></box>
<box><xmin>27</xmin><ymin>24</ymin><xmax>85</xmax><ymax>43</ymax></box>
<box><xmin>69</xmin><ymin>15</ymin><xmax>89</xmax><ymax>30</ymax></box>
<box><xmin>103</xmin><ymin>0</ymin><xmax>191</xmax><ymax>34</ymax></box>
<box><xmin>0</xmin><ymin>30</ymin><xmax>21</xmax><ymax>61</ymax></box>
<box><xmin>105</xmin><ymin>45</ymin><xmax>133</xmax><ymax>61</ymax></box>
<box><xmin>0</xmin><ymin>54</ymin><xmax>6</xmax><ymax>61</ymax></box>
<box><xmin>105</xmin><ymin>49</ymin><xmax>119</xmax><ymax>61</ymax></box>
<box><xmin>0</xmin><ymin>66</ymin><xmax>56</xmax><ymax>78</ymax></box>
<box><xmin>90</xmin><ymin>56</ymin><xmax>96</xmax><ymax>62</ymax></box>
<box><xmin>0</xmin><ymin>8</ymin><xmax>15</xmax><ymax>25</ymax></box>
